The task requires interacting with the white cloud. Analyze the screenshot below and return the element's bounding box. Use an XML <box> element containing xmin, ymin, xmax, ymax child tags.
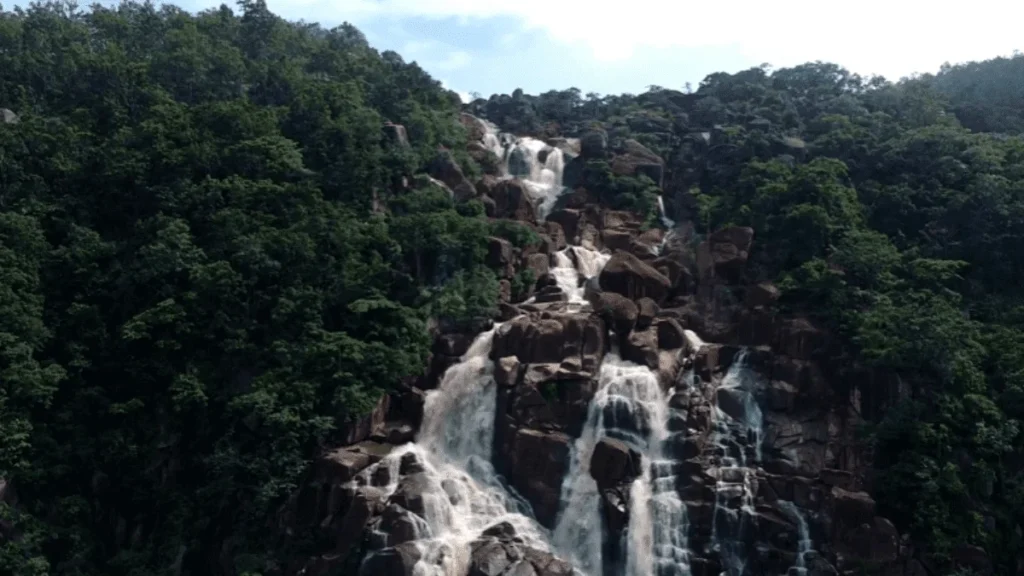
<box><xmin>436</xmin><ymin>50</ymin><xmax>472</xmax><ymax>71</ymax></box>
<box><xmin>439</xmin><ymin>79</ymin><xmax>472</xmax><ymax>103</ymax></box>
<box><xmin>337</xmin><ymin>0</ymin><xmax>1022</xmax><ymax>78</ymax></box>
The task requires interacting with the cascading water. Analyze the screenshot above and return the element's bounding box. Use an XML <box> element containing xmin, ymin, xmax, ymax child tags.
<box><xmin>707</xmin><ymin>349</ymin><xmax>764</xmax><ymax>576</ymax></box>
<box><xmin>481</xmin><ymin>121</ymin><xmax>567</xmax><ymax>220</ymax></box>
<box><xmin>548</xmin><ymin>246</ymin><xmax>611</xmax><ymax>309</ymax></box>
<box><xmin>358</xmin><ymin>327</ymin><xmax>552</xmax><ymax>574</ymax></box>
<box><xmin>777</xmin><ymin>500</ymin><xmax>814</xmax><ymax>576</ymax></box>
<box><xmin>552</xmin><ymin>350</ymin><xmax>692</xmax><ymax>576</ymax></box>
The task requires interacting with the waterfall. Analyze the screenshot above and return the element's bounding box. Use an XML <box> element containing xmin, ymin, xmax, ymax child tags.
<box><xmin>778</xmin><ymin>500</ymin><xmax>814</xmax><ymax>576</ymax></box>
<box><xmin>708</xmin><ymin>349</ymin><xmax>764</xmax><ymax>576</ymax></box>
<box><xmin>546</xmin><ymin>246</ymin><xmax>611</xmax><ymax>309</ymax></box>
<box><xmin>481</xmin><ymin>121</ymin><xmax>568</xmax><ymax>221</ymax></box>
<box><xmin>553</xmin><ymin>351</ymin><xmax>690</xmax><ymax>576</ymax></box>
<box><xmin>358</xmin><ymin>327</ymin><xmax>553</xmax><ymax>575</ymax></box>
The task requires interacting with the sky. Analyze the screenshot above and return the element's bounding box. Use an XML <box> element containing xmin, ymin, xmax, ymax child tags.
<box><xmin>106</xmin><ymin>0</ymin><xmax>1024</xmax><ymax>100</ymax></box>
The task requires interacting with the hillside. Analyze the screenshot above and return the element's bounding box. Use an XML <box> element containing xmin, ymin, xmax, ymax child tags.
<box><xmin>1</xmin><ymin>2</ymin><xmax>1023</xmax><ymax>576</ymax></box>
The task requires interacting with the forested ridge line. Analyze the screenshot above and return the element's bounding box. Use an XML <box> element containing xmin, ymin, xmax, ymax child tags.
<box><xmin>1</xmin><ymin>0</ymin><xmax>1024</xmax><ymax>574</ymax></box>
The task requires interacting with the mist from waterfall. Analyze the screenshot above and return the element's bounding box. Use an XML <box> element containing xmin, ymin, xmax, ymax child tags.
<box><xmin>707</xmin><ymin>350</ymin><xmax>764</xmax><ymax>576</ymax></box>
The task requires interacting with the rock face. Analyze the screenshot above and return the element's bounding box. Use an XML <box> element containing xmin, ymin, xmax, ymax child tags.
<box><xmin>599</xmin><ymin>252</ymin><xmax>672</xmax><ymax>303</ymax></box>
<box><xmin>277</xmin><ymin>118</ymin><xmax>921</xmax><ymax>576</ymax></box>
<box><xmin>428</xmin><ymin>149</ymin><xmax>477</xmax><ymax>201</ymax></box>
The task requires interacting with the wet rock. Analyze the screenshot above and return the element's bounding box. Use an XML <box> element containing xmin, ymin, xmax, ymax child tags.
<box><xmin>847</xmin><ymin>516</ymin><xmax>900</xmax><ymax>564</ymax></box>
<box><xmin>622</xmin><ymin>327</ymin><xmax>659</xmax><ymax>370</ymax></box>
<box><xmin>389</xmin><ymin>473</ymin><xmax>432</xmax><ymax>516</ymax></box>
<box><xmin>470</xmin><ymin>540</ymin><xmax>512</xmax><ymax>576</ymax></box>
<box><xmin>590</xmin><ymin>438</ymin><xmax>642</xmax><ymax>490</ymax></box>
<box><xmin>591</xmin><ymin>292</ymin><xmax>638</xmax><ymax>336</ymax></box>
<box><xmin>374</xmin><ymin>504</ymin><xmax>422</xmax><ymax>546</ymax></box>
<box><xmin>599</xmin><ymin>252</ymin><xmax>672</xmax><ymax>303</ymax></box>
<box><xmin>359</xmin><ymin>542</ymin><xmax>422</xmax><ymax>576</ymax></box>
<box><xmin>496</xmin><ymin>356</ymin><xmax>521</xmax><ymax>387</ymax></box>
<box><xmin>696</xmin><ymin>226</ymin><xmax>754</xmax><ymax>284</ymax></box>
<box><xmin>428</xmin><ymin>149</ymin><xmax>476</xmax><ymax>201</ymax></box>
<box><xmin>382</xmin><ymin>122</ymin><xmax>409</xmax><ymax>148</ymax></box>
<box><xmin>829</xmin><ymin>486</ymin><xmax>875</xmax><ymax>530</ymax></box>
<box><xmin>652</xmin><ymin>255</ymin><xmax>695</xmax><ymax>295</ymax></box>
<box><xmin>656</xmin><ymin>318</ymin><xmax>687</xmax><ymax>350</ymax></box>
<box><xmin>715</xmin><ymin>387</ymin><xmax>748</xmax><ymax>422</ymax></box>
<box><xmin>636</xmin><ymin>297</ymin><xmax>659</xmax><ymax>329</ymax></box>
<box><xmin>492</xmin><ymin>179</ymin><xmax>538</xmax><ymax>224</ymax></box>
<box><xmin>505</xmin><ymin>429</ymin><xmax>572</xmax><ymax>527</ymax></box>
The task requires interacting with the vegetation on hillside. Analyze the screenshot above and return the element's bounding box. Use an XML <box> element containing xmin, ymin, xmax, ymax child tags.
<box><xmin>2</xmin><ymin>0</ymin><xmax>1023</xmax><ymax>573</ymax></box>
<box><xmin>0</xmin><ymin>1</ymin><xmax>500</xmax><ymax>574</ymax></box>
<box><xmin>470</xmin><ymin>58</ymin><xmax>1024</xmax><ymax>572</ymax></box>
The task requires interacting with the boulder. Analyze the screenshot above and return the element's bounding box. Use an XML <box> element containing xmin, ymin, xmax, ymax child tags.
<box><xmin>601</xmin><ymin>228</ymin><xmax>634</xmax><ymax>252</ymax></box>
<box><xmin>656</xmin><ymin>319</ymin><xmax>687</xmax><ymax>350</ymax></box>
<box><xmin>359</xmin><ymin>542</ymin><xmax>422</xmax><ymax>576</ymax></box>
<box><xmin>622</xmin><ymin>327</ymin><xmax>659</xmax><ymax>370</ymax></box>
<box><xmin>428</xmin><ymin>150</ymin><xmax>476</xmax><ymax>201</ymax></box>
<box><xmin>388</xmin><ymin>473</ymin><xmax>433</xmax><ymax>517</ymax></box>
<box><xmin>525</xmin><ymin>253</ymin><xmax>550</xmax><ymax>280</ymax></box>
<box><xmin>382</xmin><ymin>122</ymin><xmax>409</xmax><ymax>148</ymax></box>
<box><xmin>953</xmin><ymin>544</ymin><xmax>993</xmax><ymax>576</ymax></box>
<box><xmin>599</xmin><ymin>252</ymin><xmax>672</xmax><ymax>303</ymax></box>
<box><xmin>315</xmin><ymin>448</ymin><xmax>373</xmax><ymax>484</ymax></box>
<box><xmin>546</xmin><ymin>209</ymin><xmax>581</xmax><ymax>243</ymax></box>
<box><xmin>496</xmin><ymin>356</ymin><xmax>521</xmax><ymax>388</ymax></box>
<box><xmin>488</xmin><ymin>236</ymin><xmax>515</xmax><ymax>278</ymax></box>
<box><xmin>470</xmin><ymin>540</ymin><xmax>512</xmax><ymax>576</ymax></box>
<box><xmin>745</xmin><ymin>282</ymin><xmax>780</xmax><ymax>308</ymax></box>
<box><xmin>591</xmin><ymin>292</ymin><xmax>638</xmax><ymax>336</ymax></box>
<box><xmin>590</xmin><ymin>438</ymin><xmax>642</xmax><ymax>490</ymax></box>
<box><xmin>610</xmin><ymin>139</ymin><xmax>665</xmax><ymax>187</ymax></box>
<box><xmin>492</xmin><ymin>179</ymin><xmax>538</xmax><ymax>224</ymax></box>
<box><xmin>636</xmin><ymin>297</ymin><xmax>659</xmax><ymax>329</ymax></box>
<box><xmin>696</xmin><ymin>226</ymin><xmax>754</xmax><ymax>284</ymax></box>
<box><xmin>505</xmin><ymin>429</ymin><xmax>572</xmax><ymax>527</ymax></box>
<box><xmin>459</xmin><ymin>112</ymin><xmax>488</xmax><ymax>142</ymax></box>
<box><xmin>542</xmin><ymin>222</ymin><xmax>566</xmax><ymax>253</ymax></box>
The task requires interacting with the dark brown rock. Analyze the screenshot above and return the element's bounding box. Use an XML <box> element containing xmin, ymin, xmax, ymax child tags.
<box><xmin>506</xmin><ymin>429</ymin><xmax>572</xmax><ymax>527</ymax></box>
<box><xmin>622</xmin><ymin>327</ymin><xmax>659</xmax><ymax>370</ymax></box>
<box><xmin>601</xmin><ymin>228</ymin><xmax>634</xmax><ymax>251</ymax></box>
<box><xmin>591</xmin><ymin>292</ymin><xmax>638</xmax><ymax>336</ymax></box>
<box><xmin>636</xmin><ymin>297</ymin><xmax>659</xmax><ymax>329</ymax></box>
<box><xmin>599</xmin><ymin>252</ymin><xmax>672</xmax><ymax>303</ymax></box>
<box><xmin>953</xmin><ymin>544</ymin><xmax>993</xmax><ymax>576</ymax></box>
<box><xmin>696</xmin><ymin>226</ymin><xmax>754</xmax><ymax>284</ymax></box>
<box><xmin>359</xmin><ymin>542</ymin><xmax>422</xmax><ymax>576</ymax></box>
<box><xmin>525</xmin><ymin>253</ymin><xmax>550</xmax><ymax>280</ymax></box>
<box><xmin>745</xmin><ymin>282</ymin><xmax>780</xmax><ymax>307</ymax></box>
<box><xmin>656</xmin><ymin>318</ymin><xmax>687</xmax><ymax>350</ymax></box>
<box><xmin>546</xmin><ymin>209</ymin><xmax>581</xmax><ymax>243</ymax></box>
<box><xmin>590</xmin><ymin>438</ymin><xmax>642</xmax><ymax>490</ymax></box>
<box><xmin>492</xmin><ymin>179</ymin><xmax>538</xmax><ymax>224</ymax></box>
<box><xmin>428</xmin><ymin>150</ymin><xmax>476</xmax><ymax>201</ymax></box>
<box><xmin>338</xmin><ymin>393</ymin><xmax>389</xmax><ymax>445</ymax></box>
<box><xmin>316</xmin><ymin>448</ymin><xmax>372</xmax><ymax>484</ymax></box>
<box><xmin>382</xmin><ymin>122</ymin><xmax>409</xmax><ymax>148</ymax></box>
<box><xmin>496</xmin><ymin>356</ymin><xmax>521</xmax><ymax>388</ymax></box>
<box><xmin>488</xmin><ymin>237</ymin><xmax>515</xmax><ymax>278</ymax></box>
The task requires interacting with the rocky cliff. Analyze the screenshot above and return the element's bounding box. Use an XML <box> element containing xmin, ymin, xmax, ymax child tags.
<box><xmin>274</xmin><ymin>114</ymin><xmax>949</xmax><ymax>576</ymax></box>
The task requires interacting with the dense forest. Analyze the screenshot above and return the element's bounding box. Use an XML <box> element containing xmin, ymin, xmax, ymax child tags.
<box><xmin>1</xmin><ymin>0</ymin><xmax>1023</xmax><ymax>574</ymax></box>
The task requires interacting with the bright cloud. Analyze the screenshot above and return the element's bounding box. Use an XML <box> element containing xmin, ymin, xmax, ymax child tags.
<box><xmin>335</xmin><ymin>0</ymin><xmax>1022</xmax><ymax>79</ymax></box>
